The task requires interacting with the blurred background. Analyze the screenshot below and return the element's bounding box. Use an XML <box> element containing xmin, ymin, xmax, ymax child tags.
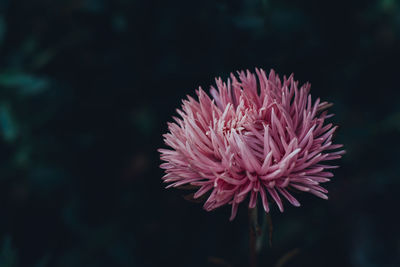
<box><xmin>0</xmin><ymin>0</ymin><xmax>399</xmax><ymax>266</ymax></box>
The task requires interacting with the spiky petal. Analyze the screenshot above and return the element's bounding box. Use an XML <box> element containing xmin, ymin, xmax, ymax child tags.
<box><xmin>159</xmin><ymin>68</ymin><xmax>344</xmax><ymax>220</ymax></box>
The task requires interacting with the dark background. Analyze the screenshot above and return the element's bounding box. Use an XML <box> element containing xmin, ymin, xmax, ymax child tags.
<box><xmin>0</xmin><ymin>0</ymin><xmax>399</xmax><ymax>266</ymax></box>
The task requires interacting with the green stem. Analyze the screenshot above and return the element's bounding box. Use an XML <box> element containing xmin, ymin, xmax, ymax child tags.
<box><xmin>248</xmin><ymin>207</ymin><xmax>259</xmax><ymax>267</ymax></box>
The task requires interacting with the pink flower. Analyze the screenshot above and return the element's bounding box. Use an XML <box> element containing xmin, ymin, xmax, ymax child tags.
<box><xmin>159</xmin><ymin>69</ymin><xmax>344</xmax><ymax>220</ymax></box>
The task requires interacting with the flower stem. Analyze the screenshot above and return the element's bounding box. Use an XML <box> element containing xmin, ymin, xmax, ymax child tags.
<box><xmin>248</xmin><ymin>207</ymin><xmax>259</xmax><ymax>267</ymax></box>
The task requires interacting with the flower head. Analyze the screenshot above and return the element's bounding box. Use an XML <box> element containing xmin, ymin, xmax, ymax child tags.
<box><xmin>159</xmin><ymin>69</ymin><xmax>344</xmax><ymax>220</ymax></box>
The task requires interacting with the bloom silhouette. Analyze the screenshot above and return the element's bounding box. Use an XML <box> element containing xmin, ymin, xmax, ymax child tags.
<box><xmin>159</xmin><ymin>69</ymin><xmax>344</xmax><ymax>220</ymax></box>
